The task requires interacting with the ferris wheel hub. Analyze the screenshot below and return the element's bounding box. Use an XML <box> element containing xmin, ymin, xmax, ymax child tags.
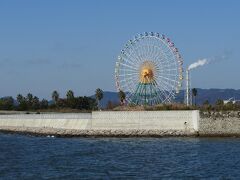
<box><xmin>139</xmin><ymin>61</ymin><xmax>155</xmax><ymax>84</ymax></box>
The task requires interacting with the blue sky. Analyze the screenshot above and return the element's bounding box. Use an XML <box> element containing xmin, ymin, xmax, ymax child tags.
<box><xmin>0</xmin><ymin>0</ymin><xmax>239</xmax><ymax>99</ymax></box>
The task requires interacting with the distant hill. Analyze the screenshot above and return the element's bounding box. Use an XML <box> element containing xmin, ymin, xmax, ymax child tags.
<box><xmin>188</xmin><ymin>88</ymin><xmax>240</xmax><ymax>105</ymax></box>
<box><xmin>91</xmin><ymin>89</ymin><xmax>240</xmax><ymax>107</ymax></box>
<box><xmin>91</xmin><ymin>91</ymin><xmax>119</xmax><ymax>108</ymax></box>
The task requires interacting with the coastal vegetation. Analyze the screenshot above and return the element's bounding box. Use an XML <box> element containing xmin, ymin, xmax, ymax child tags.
<box><xmin>110</xmin><ymin>101</ymin><xmax>240</xmax><ymax>111</ymax></box>
<box><xmin>192</xmin><ymin>88</ymin><xmax>198</xmax><ymax>106</ymax></box>
<box><xmin>95</xmin><ymin>88</ymin><xmax>103</xmax><ymax>110</ymax></box>
<box><xmin>0</xmin><ymin>88</ymin><xmax>240</xmax><ymax>112</ymax></box>
<box><xmin>118</xmin><ymin>90</ymin><xmax>126</xmax><ymax>105</ymax></box>
<box><xmin>0</xmin><ymin>90</ymin><xmax>98</xmax><ymax>112</ymax></box>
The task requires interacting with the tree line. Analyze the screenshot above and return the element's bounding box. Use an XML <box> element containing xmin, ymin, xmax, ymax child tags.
<box><xmin>2</xmin><ymin>87</ymin><xmax>238</xmax><ymax>111</ymax></box>
<box><xmin>0</xmin><ymin>88</ymin><xmax>110</xmax><ymax>111</ymax></box>
<box><xmin>0</xmin><ymin>88</ymin><xmax>127</xmax><ymax>111</ymax></box>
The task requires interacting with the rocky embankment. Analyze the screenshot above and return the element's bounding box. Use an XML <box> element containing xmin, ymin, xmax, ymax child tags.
<box><xmin>199</xmin><ymin>111</ymin><xmax>240</xmax><ymax>137</ymax></box>
<box><xmin>200</xmin><ymin>111</ymin><xmax>240</xmax><ymax>119</ymax></box>
<box><xmin>0</xmin><ymin>126</ymin><xmax>197</xmax><ymax>137</ymax></box>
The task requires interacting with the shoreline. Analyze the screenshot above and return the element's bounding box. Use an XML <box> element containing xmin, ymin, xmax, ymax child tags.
<box><xmin>0</xmin><ymin>126</ymin><xmax>198</xmax><ymax>137</ymax></box>
<box><xmin>1</xmin><ymin>126</ymin><xmax>240</xmax><ymax>138</ymax></box>
<box><xmin>1</xmin><ymin>127</ymin><xmax>240</xmax><ymax>137</ymax></box>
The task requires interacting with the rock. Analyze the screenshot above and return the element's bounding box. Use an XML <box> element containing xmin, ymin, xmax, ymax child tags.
<box><xmin>238</xmin><ymin>112</ymin><xmax>240</xmax><ymax>118</ymax></box>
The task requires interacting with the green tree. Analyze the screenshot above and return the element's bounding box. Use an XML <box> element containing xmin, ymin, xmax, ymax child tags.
<box><xmin>25</xmin><ymin>93</ymin><xmax>34</xmax><ymax>109</ymax></box>
<box><xmin>27</xmin><ymin>93</ymin><xmax>33</xmax><ymax>103</ymax></box>
<box><xmin>55</xmin><ymin>98</ymin><xmax>67</xmax><ymax>108</ymax></box>
<box><xmin>192</xmin><ymin>88</ymin><xmax>198</xmax><ymax>106</ymax></box>
<box><xmin>95</xmin><ymin>88</ymin><xmax>103</xmax><ymax>110</ymax></box>
<box><xmin>16</xmin><ymin>94</ymin><xmax>27</xmax><ymax>111</ymax></box>
<box><xmin>202</xmin><ymin>100</ymin><xmax>212</xmax><ymax>111</ymax></box>
<box><xmin>52</xmin><ymin>90</ymin><xmax>59</xmax><ymax>104</ymax></box>
<box><xmin>27</xmin><ymin>93</ymin><xmax>33</xmax><ymax>101</ymax></box>
<box><xmin>32</xmin><ymin>96</ymin><xmax>40</xmax><ymax>110</ymax></box>
<box><xmin>215</xmin><ymin>99</ymin><xmax>224</xmax><ymax>111</ymax></box>
<box><xmin>225</xmin><ymin>101</ymin><xmax>234</xmax><ymax>111</ymax></box>
<box><xmin>215</xmin><ymin>99</ymin><xmax>224</xmax><ymax>106</ymax></box>
<box><xmin>82</xmin><ymin>96</ymin><xmax>90</xmax><ymax>110</ymax></box>
<box><xmin>118</xmin><ymin>90</ymin><xmax>126</xmax><ymax>105</ymax></box>
<box><xmin>66</xmin><ymin>90</ymin><xmax>74</xmax><ymax>100</ymax></box>
<box><xmin>66</xmin><ymin>90</ymin><xmax>76</xmax><ymax>108</ymax></box>
<box><xmin>0</xmin><ymin>97</ymin><xmax>14</xmax><ymax>110</ymax></box>
<box><xmin>17</xmin><ymin>94</ymin><xmax>24</xmax><ymax>103</ymax></box>
<box><xmin>87</xmin><ymin>97</ymin><xmax>98</xmax><ymax>110</ymax></box>
<box><xmin>40</xmin><ymin>99</ymin><xmax>48</xmax><ymax>109</ymax></box>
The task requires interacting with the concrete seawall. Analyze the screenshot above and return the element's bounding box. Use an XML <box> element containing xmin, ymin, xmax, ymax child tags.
<box><xmin>1</xmin><ymin>110</ymin><xmax>240</xmax><ymax>137</ymax></box>
<box><xmin>0</xmin><ymin>113</ymin><xmax>92</xmax><ymax>130</ymax></box>
<box><xmin>0</xmin><ymin>111</ymin><xmax>199</xmax><ymax>137</ymax></box>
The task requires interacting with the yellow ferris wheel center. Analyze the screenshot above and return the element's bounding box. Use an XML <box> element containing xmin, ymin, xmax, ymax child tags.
<box><xmin>139</xmin><ymin>61</ymin><xmax>156</xmax><ymax>84</ymax></box>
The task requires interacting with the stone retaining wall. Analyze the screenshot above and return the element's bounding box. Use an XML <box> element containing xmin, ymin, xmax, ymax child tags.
<box><xmin>198</xmin><ymin>111</ymin><xmax>240</xmax><ymax>136</ymax></box>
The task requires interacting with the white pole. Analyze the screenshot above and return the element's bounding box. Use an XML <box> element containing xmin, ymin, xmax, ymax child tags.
<box><xmin>186</xmin><ymin>69</ymin><xmax>189</xmax><ymax>106</ymax></box>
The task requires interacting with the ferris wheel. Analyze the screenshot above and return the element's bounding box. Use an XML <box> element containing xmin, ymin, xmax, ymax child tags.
<box><xmin>115</xmin><ymin>32</ymin><xmax>183</xmax><ymax>105</ymax></box>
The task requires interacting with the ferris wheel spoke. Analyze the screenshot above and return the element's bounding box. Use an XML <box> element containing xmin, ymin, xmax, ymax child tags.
<box><xmin>158</xmin><ymin>61</ymin><xmax>177</xmax><ymax>69</ymax></box>
<box><xmin>156</xmin><ymin>64</ymin><xmax>176</xmax><ymax>73</ymax></box>
<box><xmin>135</xmin><ymin>44</ymin><xmax>145</xmax><ymax>62</ymax></box>
<box><xmin>156</xmin><ymin>49</ymin><xmax>172</xmax><ymax>65</ymax></box>
<box><xmin>122</xmin><ymin>48</ymin><xmax>143</xmax><ymax>66</ymax></box>
<box><xmin>119</xmin><ymin>62</ymin><xmax>138</xmax><ymax>71</ymax></box>
<box><xmin>121</xmin><ymin>56</ymin><xmax>140</xmax><ymax>68</ymax></box>
<box><xmin>154</xmin><ymin>50</ymin><xmax>171</xmax><ymax>70</ymax></box>
<box><xmin>146</xmin><ymin>37</ymin><xmax>153</xmax><ymax>60</ymax></box>
<box><xmin>120</xmin><ymin>70</ymin><xmax>139</xmax><ymax>75</ymax></box>
<box><xmin>157</xmin><ymin>74</ymin><xmax>178</xmax><ymax>84</ymax></box>
<box><xmin>158</xmin><ymin>51</ymin><xmax>175</xmax><ymax>72</ymax></box>
<box><xmin>118</xmin><ymin>72</ymin><xmax>139</xmax><ymax>77</ymax></box>
<box><xmin>149</xmin><ymin>39</ymin><xmax>158</xmax><ymax>61</ymax></box>
<box><xmin>152</xmin><ymin>87</ymin><xmax>165</xmax><ymax>104</ymax></box>
<box><xmin>152</xmin><ymin>43</ymin><xmax>162</xmax><ymax>61</ymax></box>
<box><xmin>157</xmin><ymin>78</ymin><xmax>176</xmax><ymax>91</ymax></box>
<box><xmin>119</xmin><ymin>78</ymin><xmax>139</xmax><ymax>89</ymax></box>
<box><xmin>142</xmin><ymin>37</ymin><xmax>149</xmax><ymax>60</ymax></box>
<box><xmin>157</xmin><ymin>72</ymin><xmax>178</xmax><ymax>77</ymax></box>
<box><xmin>119</xmin><ymin>77</ymin><xmax>138</xmax><ymax>85</ymax></box>
<box><xmin>120</xmin><ymin>84</ymin><xmax>136</xmax><ymax>95</ymax></box>
<box><xmin>156</xmin><ymin>78</ymin><xmax>176</xmax><ymax>99</ymax></box>
<box><xmin>159</xmin><ymin>68</ymin><xmax>178</xmax><ymax>73</ymax></box>
<box><xmin>151</xmin><ymin>39</ymin><xmax>161</xmax><ymax>61</ymax></box>
<box><xmin>126</xmin><ymin>50</ymin><xmax>141</xmax><ymax>66</ymax></box>
<box><xmin>121</xmin><ymin>55</ymin><xmax>141</xmax><ymax>69</ymax></box>
<box><xmin>130</xmin><ymin>45</ymin><xmax>145</xmax><ymax>64</ymax></box>
<box><xmin>127</xmin><ymin>42</ymin><xmax>147</xmax><ymax>64</ymax></box>
<box><xmin>156</xmin><ymin>83</ymin><xmax>171</xmax><ymax>100</ymax></box>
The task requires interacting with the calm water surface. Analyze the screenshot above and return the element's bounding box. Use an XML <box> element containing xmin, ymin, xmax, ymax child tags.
<box><xmin>0</xmin><ymin>133</ymin><xmax>240</xmax><ymax>179</ymax></box>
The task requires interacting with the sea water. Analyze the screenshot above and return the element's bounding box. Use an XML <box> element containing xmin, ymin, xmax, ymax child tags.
<box><xmin>0</xmin><ymin>133</ymin><xmax>240</xmax><ymax>179</ymax></box>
